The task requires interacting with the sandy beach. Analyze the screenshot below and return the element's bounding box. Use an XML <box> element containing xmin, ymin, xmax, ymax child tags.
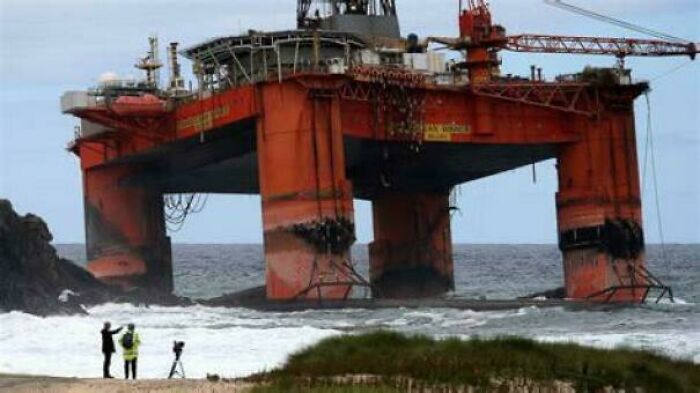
<box><xmin>0</xmin><ymin>374</ymin><xmax>252</xmax><ymax>393</ymax></box>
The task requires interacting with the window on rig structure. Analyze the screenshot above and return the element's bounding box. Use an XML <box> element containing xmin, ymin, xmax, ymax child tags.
<box><xmin>298</xmin><ymin>0</ymin><xmax>397</xmax><ymax>21</ymax></box>
<box><xmin>297</xmin><ymin>0</ymin><xmax>401</xmax><ymax>38</ymax></box>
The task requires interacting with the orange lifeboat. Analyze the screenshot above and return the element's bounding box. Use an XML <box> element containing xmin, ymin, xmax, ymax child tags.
<box><xmin>111</xmin><ymin>94</ymin><xmax>166</xmax><ymax>117</ymax></box>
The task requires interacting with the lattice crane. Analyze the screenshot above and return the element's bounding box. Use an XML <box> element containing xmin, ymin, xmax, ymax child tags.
<box><xmin>505</xmin><ymin>35</ymin><xmax>697</xmax><ymax>60</ymax></box>
<box><xmin>453</xmin><ymin>0</ymin><xmax>699</xmax><ymax>82</ymax></box>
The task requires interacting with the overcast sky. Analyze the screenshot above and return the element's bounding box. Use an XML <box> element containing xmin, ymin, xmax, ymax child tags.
<box><xmin>1</xmin><ymin>0</ymin><xmax>698</xmax><ymax>244</ymax></box>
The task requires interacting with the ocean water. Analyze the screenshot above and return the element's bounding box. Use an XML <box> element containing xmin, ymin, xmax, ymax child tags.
<box><xmin>0</xmin><ymin>244</ymin><xmax>698</xmax><ymax>379</ymax></box>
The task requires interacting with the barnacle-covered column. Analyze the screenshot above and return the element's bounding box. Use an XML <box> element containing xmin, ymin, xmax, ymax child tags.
<box><xmin>369</xmin><ymin>192</ymin><xmax>454</xmax><ymax>298</ymax></box>
<box><xmin>257</xmin><ymin>81</ymin><xmax>357</xmax><ymax>300</ymax></box>
<box><xmin>557</xmin><ymin>105</ymin><xmax>647</xmax><ymax>302</ymax></box>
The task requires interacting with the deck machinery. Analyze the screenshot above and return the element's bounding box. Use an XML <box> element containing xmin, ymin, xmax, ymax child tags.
<box><xmin>61</xmin><ymin>0</ymin><xmax>696</xmax><ymax>302</ymax></box>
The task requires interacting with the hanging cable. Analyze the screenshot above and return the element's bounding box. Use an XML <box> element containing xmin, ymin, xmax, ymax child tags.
<box><xmin>449</xmin><ymin>186</ymin><xmax>462</xmax><ymax>218</ymax></box>
<box><xmin>164</xmin><ymin>193</ymin><xmax>209</xmax><ymax>232</ymax></box>
<box><xmin>642</xmin><ymin>93</ymin><xmax>670</xmax><ymax>276</ymax></box>
<box><xmin>544</xmin><ymin>0</ymin><xmax>690</xmax><ymax>43</ymax></box>
<box><xmin>649</xmin><ymin>60</ymin><xmax>694</xmax><ymax>83</ymax></box>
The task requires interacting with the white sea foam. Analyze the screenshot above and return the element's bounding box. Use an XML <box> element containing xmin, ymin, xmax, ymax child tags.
<box><xmin>657</xmin><ymin>297</ymin><xmax>691</xmax><ymax>305</ymax></box>
<box><xmin>0</xmin><ymin>305</ymin><xmax>340</xmax><ymax>379</ymax></box>
<box><xmin>58</xmin><ymin>289</ymin><xmax>78</xmax><ymax>303</ymax></box>
<box><xmin>1</xmin><ymin>303</ymin><xmax>698</xmax><ymax>379</ymax></box>
<box><xmin>534</xmin><ymin>332</ymin><xmax>700</xmax><ymax>362</ymax></box>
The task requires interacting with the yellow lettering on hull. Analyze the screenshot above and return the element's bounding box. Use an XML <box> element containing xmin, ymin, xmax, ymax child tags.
<box><xmin>423</xmin><ymin>124</ymin><xmax>471</xmax><ymax>142</ymax></box>
<box><xmin>177</xmin><ymin>106</ymin><xmax>231</xmax><ymax>133</ymax></box>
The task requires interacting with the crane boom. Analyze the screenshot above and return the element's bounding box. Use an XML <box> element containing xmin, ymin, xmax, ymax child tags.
<box><xmin>506</xmin><ymin>35</ymin><xmax>698</xmax><ymax>59</ymax></box>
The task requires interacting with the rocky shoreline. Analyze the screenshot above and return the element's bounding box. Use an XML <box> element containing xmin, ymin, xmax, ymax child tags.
<box><xmin>0</xmin><ymin>199</ymin><xmax>189</xmax><ymax>316</ymax></box>
<box><xmin>0</xmin><ymin>198</ymin><xmax>583</xmax><ymax>317</ymax></box>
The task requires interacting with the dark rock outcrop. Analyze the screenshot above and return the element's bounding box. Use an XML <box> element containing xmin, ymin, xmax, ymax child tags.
<box><xmin>0</xmin><ymin>199</ymin><xmax>115</xmax><ymax>315</ymax></box>
<box><xmin>0</xmin><ymin>199</ymin><xmax>190</xmax><ymax>316</ymax></box>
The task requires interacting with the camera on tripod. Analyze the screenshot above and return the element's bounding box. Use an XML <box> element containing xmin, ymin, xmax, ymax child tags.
<box><xmin>168</xmin><ymin>341</ymin><xmax>186</xmax><ymax>379</ymax></box>
<box><xmin>173</xmin><ymin>341</ymin><xmax>185</xmax><ymax>358</ymax></box>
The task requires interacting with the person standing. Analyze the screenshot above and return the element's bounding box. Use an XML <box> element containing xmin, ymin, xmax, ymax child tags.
<box><xmin>119</xmin><ymin>323</ymin><xmax>141</xmax><ymax>380</ymax></box>
<box><xmin>100</xmin><ymin>322</ymin><xmax>122</xmax><ymax>378</ymax></box>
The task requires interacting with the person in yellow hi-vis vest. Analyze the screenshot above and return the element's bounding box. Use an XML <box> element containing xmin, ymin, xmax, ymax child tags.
<box><xmin>119</xmin><ymin>323</ymin><xmax>141</xmax><ymax>379</ymax></box>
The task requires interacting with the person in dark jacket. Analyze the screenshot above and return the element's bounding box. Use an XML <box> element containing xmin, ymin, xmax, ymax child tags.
<box><xmin>101</xmin><ymin>321</ymin><xmax>123</xmax><ymax>378</ymax></box>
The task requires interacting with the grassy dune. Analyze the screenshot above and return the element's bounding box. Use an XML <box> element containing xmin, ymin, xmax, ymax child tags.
<box><xmin>251</xmin><ymin>331</ymin><xmax>699</xmax><ymax>393</ymax></box>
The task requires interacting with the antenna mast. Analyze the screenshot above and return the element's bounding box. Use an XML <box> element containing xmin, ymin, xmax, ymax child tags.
<box><xmin>135</xmin><ymin>35</ymin><xmax>163</xmax><ymax>88</ymax></box>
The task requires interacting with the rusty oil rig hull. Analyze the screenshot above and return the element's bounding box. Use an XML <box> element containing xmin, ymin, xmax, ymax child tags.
<box><xmin>62</xmin><ymin>0</ymin><xmax>694</xmax><ymax>303</ymax></box>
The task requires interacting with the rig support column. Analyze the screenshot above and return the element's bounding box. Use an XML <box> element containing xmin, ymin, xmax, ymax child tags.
<box><xmin>257</xmin><ymin>82</ymin><xmax>356</xmax><ymax>300</ymax></box>
<box><xmin>369</xmin><ymin>192</ymin><xmax>454</xmax><ymax>298</ymax></box>
<box><xmin>557</xmin><ymin>109</ymin><xmax>646</xmax><ymax>302</ymax></box>
<box><xmin>83</xmin><ymin>164</ymin><xmax>172</xmax><ymax>292</ymax></box>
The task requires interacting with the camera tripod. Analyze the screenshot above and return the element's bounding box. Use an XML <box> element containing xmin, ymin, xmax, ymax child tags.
<box><xmin>168</xmin><ymin>352</ymin><xmax>185</xmax><ymax>379</ymax></box>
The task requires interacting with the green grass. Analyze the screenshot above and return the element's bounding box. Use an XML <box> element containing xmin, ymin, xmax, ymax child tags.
<box><xmin>251</xmin><ymin>331</ymin><xmax>700</xmax><ymax>393</ymax></box>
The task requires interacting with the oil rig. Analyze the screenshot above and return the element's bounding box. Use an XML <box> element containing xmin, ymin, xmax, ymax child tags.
<box><xmin>61</xmin><ymin>0</ymin><xmax>697</xmax><ymax>302</ymax></box>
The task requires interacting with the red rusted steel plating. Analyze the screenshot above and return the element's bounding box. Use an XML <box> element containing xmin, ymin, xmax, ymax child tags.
<box><xmin>257</xmin><ymin>82</ymin><xmax>356</xmax><ymax>300</ymax></box>
<box><xmin>83</xmin><ymin>164</ymin><xmax>172</xmax><ymax>291</ymax></box>
<box><xmin>71</xmin><ymin>73</ymin><xmax>652</xmax><ymax>301</ymax></box>
<box><xmin>557</xmin><ymin>107</ymin><xmax>646</xmax><ymax>302</ymax></box>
